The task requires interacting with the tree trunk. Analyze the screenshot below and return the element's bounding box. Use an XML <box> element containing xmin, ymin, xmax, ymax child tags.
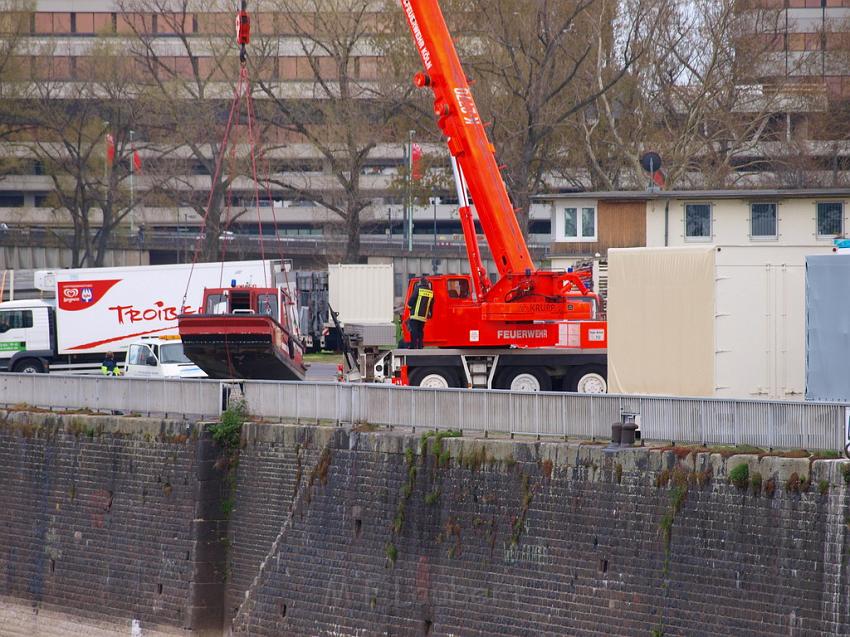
<box><xmin>512</xmin><ymin>188</ymin><xmax>532</xmax><ymax>240</ymax></box>
<box><xmin>343</xmin><ymin>210</ymin><xmax>361</xmax><ymax>263</ymax></box>
<box><xmin>201</xmin><ymin>187</ymin><xmax>225</xmax><ymax>261</ymax></box>
<box><xmin>507</xmin><ymin>158</ymin><xmax>533</xmax><ymax>239</ymax></box>
<box><xmin>71</xmin><ymin>228</ymin><xmax>82</xmax><ymax>268</ymax></box>
<box><xmin>94</xmin><ymin>182</ymin><xmax>116</xmax><ymax>267</ymax></box>
<box><xmin>80</xmin><ymin>212</ymin><xmax>94</xmax><ymax>267</ymax></box>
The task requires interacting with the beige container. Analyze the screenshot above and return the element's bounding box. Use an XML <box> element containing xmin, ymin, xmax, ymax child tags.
<box><xmin>328</xmin><ymin>263</ymin><xmax>394</xmax><ymax>324</ymax></box>
<box><xmin>607</xmin><ymin>245</ymin><xmax>833</xmax><ymax>399</ymax></box>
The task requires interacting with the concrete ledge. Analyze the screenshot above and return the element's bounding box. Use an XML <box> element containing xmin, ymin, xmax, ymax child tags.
<box><xmin>0</xmin><ymin>408</ymin><xmax>199</xmax><ymax>439</ymax></box>
<box><xmin>238</xmin><ymin>422</ymin><xmax>850</xmax><ymax>489</ymax></box>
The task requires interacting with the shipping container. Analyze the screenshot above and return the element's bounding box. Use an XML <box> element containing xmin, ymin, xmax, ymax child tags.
<box><xmin>328</xmin><ymin>264</ymin><xmax>394</xmax><ymax>324</ymax></box>
<box><xmin>805</xmin><ymin>253</ymin><xmax>850</xmax><ymax>402</ymax></box>
<box><xmin>608</xmin><ymin>245</ymin><xmax>834</xmax><ymax>399</ymax></box>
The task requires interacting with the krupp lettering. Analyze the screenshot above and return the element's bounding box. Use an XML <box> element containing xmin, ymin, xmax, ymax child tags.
<box><xmin>454</xmin><ymin>88</ymin><xmax>481</xmax><ymax>125</ymax></box>
<box><xmin>401</xmin><ymin>0</ymin><xmax>432</xmax><ymax>70</ymax></box>
<box><xmin>497</xmin><ymin>329</ymin><xmax>548</xmax><ymax>340</ymax></box>
<box><xmin>109</xmin><ymin>301</ymin><xmax>200</xmax><ymax>325</ymax></box>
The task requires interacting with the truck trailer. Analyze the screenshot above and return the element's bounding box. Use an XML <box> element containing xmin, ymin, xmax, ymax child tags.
<box><xmin>0</xmin><ymin>260</ymin><xmax>273</xmax><ymax>373</ymax></box>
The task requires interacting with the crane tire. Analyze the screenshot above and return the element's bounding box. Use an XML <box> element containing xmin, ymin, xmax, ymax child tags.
<box><xmin>408</xmin><ymin>367</ymin><xmax>460</xmax><ymax>389</ymax></box>
<box><xmin>566</xmin><ymin>365</ymin><xmax>607</xmax><ymax>394</ymax></box>
<box><xmin>494</xmin><ymin>367</ymin><xmax>551</xmax><ymax>392</ymax></box>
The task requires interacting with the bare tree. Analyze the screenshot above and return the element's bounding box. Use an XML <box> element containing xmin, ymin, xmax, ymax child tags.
<box><xmin>119</xmin><ymin>0</ymin><xmax>255</xmax><ymax>260</ymax></box>
<box><xmin>412</xmin><ymin>0</ymin><xmax>661</xmax><ymax>234</ymax></box>
<box><xmin>252</xmin><ymin>0</ymin><xmax>409</xmax><ymax>262</ymax></box>
<box><xmin>0</xmin><ymin>0</ymin><xmax>36</xmax><ymax>174</ymax></box>
<box><xmin>23</xmin><ymin>40</ymin><xmax>148</xmax><ymax>266</ymax></box>
<box><xmin>579</xmin><ymin>0</ymin><xmax>821</xmax><ymax>189</ymax></box>
<box><xmin>0</xmin><ymin>1</ymin><xmax>33</xmax><ymax>98</ymax></box>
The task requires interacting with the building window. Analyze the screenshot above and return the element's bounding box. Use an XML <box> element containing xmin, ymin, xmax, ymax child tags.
<box><xmin>684</xmin><ymin>203</ymin><xmax>711</xmax><ymax>240</ymax></box>
<box><xmin>817</xmin><ymin>202</ymin><xmax>843</xmax><ymax>237</ymax></box>
<box><xmin>750</xmin><ymin>202</ymin><xmax>777</xmax><ymax>238</ymax></box>
<box><xmin>0</xmin><ymin>193</ymin><xmax>25</xmax><ymax>207</ymax></box>
<box><xmin>563</xmin><ymin>206</ymin><xmax>596</xmax><ymax>241</ymax></box>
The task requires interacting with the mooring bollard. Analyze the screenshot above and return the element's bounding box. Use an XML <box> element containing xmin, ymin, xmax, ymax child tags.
<box><xmin>610</xmin><ymin>422</ymin><xmax>623</xmax><ymax>446</ymax></box>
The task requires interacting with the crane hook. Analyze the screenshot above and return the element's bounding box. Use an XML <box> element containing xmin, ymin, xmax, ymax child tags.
<box><xmin>236</xmin><ymin>0</ymin><xmax>251</xmax><ymax>64</ymax></box>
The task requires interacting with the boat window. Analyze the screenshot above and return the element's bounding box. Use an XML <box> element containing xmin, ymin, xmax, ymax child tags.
<box><xmin>257</xmin><ymin>294</ymin><xmax>279</xmax><ymax>321</ymax></box>
<box><xmin>230</xmin><ymin>291</ymin><xmax>252</xmax><ymax>312</ymax></box>
<box><xmin>206</xmin><ymin>294</ymin><xmax>228</xmax><ymax>314</ymax></box>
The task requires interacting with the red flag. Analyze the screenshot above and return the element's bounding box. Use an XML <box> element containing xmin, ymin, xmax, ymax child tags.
<box><xmin>132</xmin><ymin>147</ymin><xmax>142</xmax><ymax>174</ymax></box>
<box><xmin>411</xmin><ymin>143</ymin><xmax>423</xmax><ymax>181</ymax></box>
<box><xmin>106</xmin><ymin>133</ymin><xmax>115</xmax><ymax>166</ymax></box>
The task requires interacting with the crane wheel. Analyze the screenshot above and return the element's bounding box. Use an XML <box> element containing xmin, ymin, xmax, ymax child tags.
<box><xmin>566</xmin><ymin>365</ymin><xmax>607</xmax><ymax>394</ymax></box>
<box><xmin>495</xmin><ymin>367</ymin><xmax>551</xmax><ymax>392</ymax></box>
<box><xmin>408</xmin><ymin>366</ymin><xmax>460</xmax><ymax>389</ymax></box>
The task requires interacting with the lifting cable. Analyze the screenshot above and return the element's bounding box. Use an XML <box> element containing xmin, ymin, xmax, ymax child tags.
<box><xmin>182</xmin><ymin>0</ymin><xmax>291</xmax><ymax>308</ymax></box>
<box><xmin>178</xmin><ymin>1</ymin><xmax>301</xmax><ymax>376</ymax></box>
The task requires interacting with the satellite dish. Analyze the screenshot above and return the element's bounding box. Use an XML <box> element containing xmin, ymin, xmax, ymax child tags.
<box><xmin>640</xmin><ymin>151</ymin><xmax>662</xmax><ymax>173</ymax></box>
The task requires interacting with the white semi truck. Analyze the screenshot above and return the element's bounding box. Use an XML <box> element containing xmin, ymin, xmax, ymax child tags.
<box><xmin>0</xmin><ymin>260</ymin><xmax>273</xmax><ymax>373</ymax></box>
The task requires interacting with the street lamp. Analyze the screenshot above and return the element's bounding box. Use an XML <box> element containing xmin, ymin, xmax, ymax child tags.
<box><xmin>129</xmin><ymin>130</ymin><xmax>136</xmax><ymax>235</ymax></box>
<box><xmin>430</xmin><ymin>195</ymin><xmax>440</xmax><ymax>247</ymax></box>
<box><xmin>406</xmin><ymin>130</ymin><xmax>414</xmax><ymax>252</ymax></box>
<box><xmin>430</xmin><ymin>196</ymin><xmax>441</xmax><ymax>274</ymax></box>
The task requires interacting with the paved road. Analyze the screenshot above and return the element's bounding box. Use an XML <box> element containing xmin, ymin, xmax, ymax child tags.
<box><xmin>305</xmin><ymin>362</ymin><xmax>338</xmax><ymax>382</ymax></box>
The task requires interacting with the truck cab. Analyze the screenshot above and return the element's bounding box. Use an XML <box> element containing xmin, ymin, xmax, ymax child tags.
<box><xmin>0</xmin><ymin>299</ymin><xmax>53</xmax><ymax>373</ymax></box>
<box><xmin>123</xmin><ymin>336</ymin><xmax>207</xmax><ymax>379</ymax></box>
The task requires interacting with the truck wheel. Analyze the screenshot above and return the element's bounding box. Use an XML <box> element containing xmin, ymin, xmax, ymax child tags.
<box><xmin>409</xmin><ymin>367</ymin><xmax>460</xmax><ymax>389</ymax></box>
<box><xmin>567</xmin><ymin>365</ymin><xmax>607</xmax><ymax>394</ymax></box>
<box><xmin>495</xmin><ymin>367</ymin><xmax>551</xmax><ymax>392</ymax></box>
<box><xmin>13</xmin><ymin>358</ymin><xmax>44</xmax><ymax>374</ymax></box>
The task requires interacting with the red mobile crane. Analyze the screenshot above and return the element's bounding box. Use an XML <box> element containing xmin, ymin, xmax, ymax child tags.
<box><xmin>393</xmin><ymin>0</ymin><xmax>607</xmax><ymax>392</ymax></box>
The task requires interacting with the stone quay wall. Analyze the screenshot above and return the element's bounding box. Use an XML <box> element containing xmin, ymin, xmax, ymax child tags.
<box><xmin>2</xmin><ymin>410</ymin><xmax>849</xmax><ymax>636</ymax></box>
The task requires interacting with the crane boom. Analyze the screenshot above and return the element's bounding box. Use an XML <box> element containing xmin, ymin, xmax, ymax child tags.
<box><xmin>400</xmin><ymin>0</ymin><xmax>534</xmax><ymax>277</ymax></box>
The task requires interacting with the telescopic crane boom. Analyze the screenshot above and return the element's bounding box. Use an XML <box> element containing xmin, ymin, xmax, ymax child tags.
<box><xmin>401</xmin><ymin>0</ymin><xmax>533</xmax><ymax>279</ymax></box>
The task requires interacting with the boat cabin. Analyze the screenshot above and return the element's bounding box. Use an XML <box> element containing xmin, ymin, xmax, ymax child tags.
<box><xmin>203</xmin><ymin>286</ymin><xmax>284</xmax><ymax>322</ymax></box>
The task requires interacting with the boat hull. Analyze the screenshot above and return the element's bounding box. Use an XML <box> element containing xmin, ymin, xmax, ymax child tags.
<box><xmin>178</xmin><ymin>314</ymin><xmax>307</xmax><ymax>381</ymax></box>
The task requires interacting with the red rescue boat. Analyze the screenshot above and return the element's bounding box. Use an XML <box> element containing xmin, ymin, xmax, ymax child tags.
<box><xmin>178</xmin><ymin>283</ymin><xmax>306</xmax><ymax>381</ymax></box>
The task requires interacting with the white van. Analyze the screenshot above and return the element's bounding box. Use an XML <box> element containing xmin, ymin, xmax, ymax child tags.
<box><xmin>123</xmin><ymin>336</ymin><xmax>207</xmax><ymax>379</ymax></box>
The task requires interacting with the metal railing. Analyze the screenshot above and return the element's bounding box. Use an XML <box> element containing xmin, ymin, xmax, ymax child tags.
<box><xmin>0</xmin><ymin>373</ymin><xmax>223</xmax><ymax>419</ymax></box>
<box><xmin>0</xmin><ymin>373</ymin><xmax>846</xmax><ymax>451</ymax></box>
<box><xmin>242</xmin><ymin>382</ymin><xmax>846</xmax><ymax>451</ymax></box>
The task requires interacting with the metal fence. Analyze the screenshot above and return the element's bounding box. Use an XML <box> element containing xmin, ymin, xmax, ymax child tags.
<box><xmin>1</xmin><ymin>373</ymin><xmax>846</xmax><ymax>452</ymax></box>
